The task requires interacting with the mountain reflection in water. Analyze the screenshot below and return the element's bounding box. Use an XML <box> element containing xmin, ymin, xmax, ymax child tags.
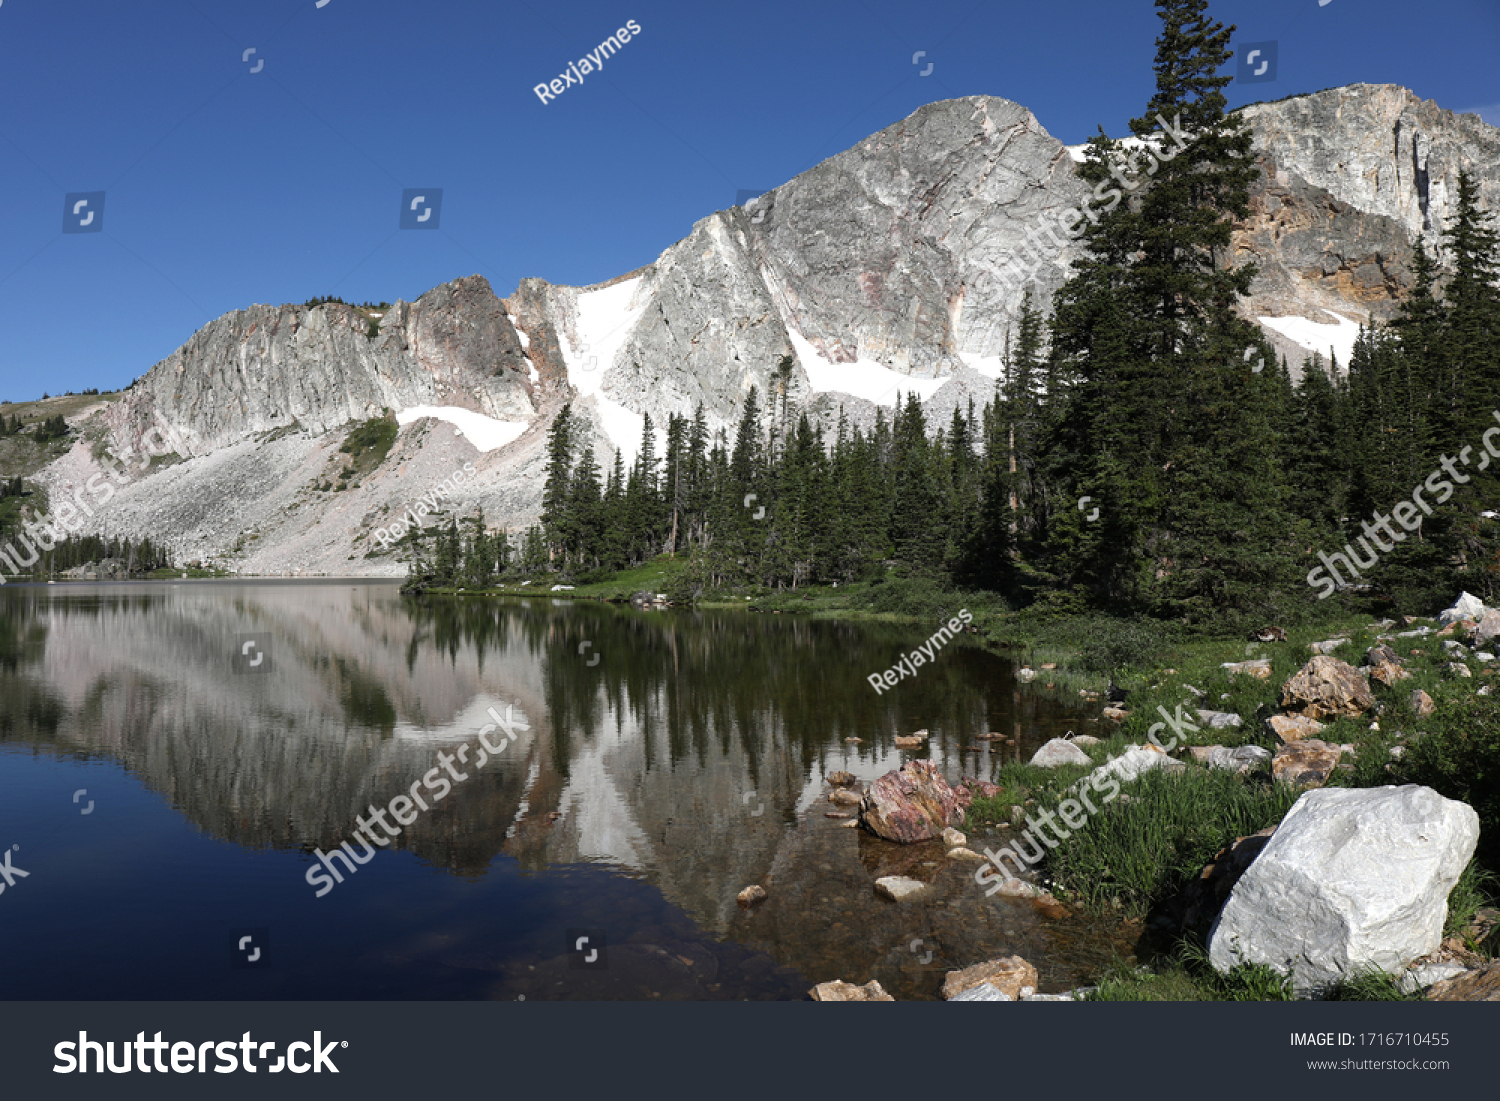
<box><xmin>0</xmin><ymin>581</ymin><xmax>1118</xmax><ymax>1000</ymax></box>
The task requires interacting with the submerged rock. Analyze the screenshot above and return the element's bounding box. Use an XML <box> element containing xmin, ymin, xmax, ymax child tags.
<box><xmin>1208</xmin><ymin>785</ymin><xmax>1479</xmax><ymax>994</ymax></box>
<box><xmin>874</xmin><ymin>876</ymin><xmax>929</xmax><ymax>902</ymax></box>
<box><xmin>737</xmin><ymin>885</ymin><xmax>768</xmax><ymax>906</ymax></box>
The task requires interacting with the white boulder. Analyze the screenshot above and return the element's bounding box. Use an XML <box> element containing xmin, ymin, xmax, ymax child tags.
<box><xmin>1191</xmin><ymin>745</ymin><xmax>1272</xmax><ymax>773</ymax></box>
<box><xmin>1196</xmin><ymin>710</ymin><xmax>1244</xmax><ymax>730</ymax></box>
<box><xmin>1439</xmin><ymin>592</ymin><xmax>1487</xmax><ymax>625</ymax></box>
<box><xmin>1208</xmin><ymin>785</ymin><xmax>1479</xmax><ymax>994</ymax></box>
<box><xmin>1030</xmin><ymin>738</ymin><xmax>1092</xmax><ymax>768</ymax></box>
<box><xmin>1087</xmin><ymin>744</ymin><xmax>1184</xmax><ymax>787</ymax></box>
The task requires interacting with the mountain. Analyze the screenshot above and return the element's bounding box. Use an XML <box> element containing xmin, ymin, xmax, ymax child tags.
<box><xmin>29</xmin><ymin>82</ymin><xmax>1500</xmax><ymax>577</ymax></box>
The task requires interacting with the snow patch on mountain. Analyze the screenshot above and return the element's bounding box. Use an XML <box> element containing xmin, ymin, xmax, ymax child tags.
<box><xmin>590</xmin><ymin>395</ymin><xmax>646</xmax><ymax>472</ymax></box>
<box><xmin>1258</xmin><ymin>311</ymin><xmax>1363</xmax><ymax>371</ymax></box>
<box><xmin>956</xmin><ymin>352</ymin><xmax>1007</xmax><ymax>381</ymax></box>
<box><xmin>562</xmin><ymin>277</ymin><xmax>646</xmax><ymax>396</ymax></box>
<box><xmin>396</xmin><ymin>406</ymin><xmax>528</xmax><ymax>452</ymax></box>
<box><xmin>787</xmin><ymin>327</ymin><xmax>949</xmax><ymax>407</ymax></box>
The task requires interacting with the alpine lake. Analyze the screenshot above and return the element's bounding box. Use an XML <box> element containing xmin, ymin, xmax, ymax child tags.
<box><xmin>0</xmin><ymin>580</ymin><xmax>1135</xmax><ymax>1000</ymax></box>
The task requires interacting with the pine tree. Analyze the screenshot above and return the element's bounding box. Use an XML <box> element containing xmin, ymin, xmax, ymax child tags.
<box><xmin>889</xmin><ymin>393</ymin><xmax>946</xmax><ymax>571</ymax></box>
<box><xmin>1431</xmin><ymin>170</ymin><xmax>1500</xmax><ymax>601</ymax></box>
<box><xmin>1436</xmin><ymin>170</ymin><xmax>1500</xmax><ymax>450</ymax></box>
<box><xmin>663</xmin><ymin>413</ymin><xmax>688</xmax><ymax>556</ymax></box>
<box><xmin>1043</xmin><ymin>0</ymin><xmax>1294</xmax><ymax>619</ymax></box>
<box><xmin>569</xmin><ymin>442</ymin><xmax>603</xmax><ymax>571</ymax></box>
<box><xmin>540</xmin><ymin>405</ymin><xmax>575</xmax><ymax>565</ymax></box>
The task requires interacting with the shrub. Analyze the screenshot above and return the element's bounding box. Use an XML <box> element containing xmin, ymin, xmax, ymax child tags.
<box><xmin>1072</xmin><ymin>617</ymin><xmax>1184</xmax><ymax>676</ymax></box>
<box><xmin>339</xmin><ymin>416</ymin><xmax>397</xmax><ymax>470</ymax></box>
<box><xmin>1401</xmin><ymin>696</ymin><xmax>1500</xmax><ymax>863</ymax></box>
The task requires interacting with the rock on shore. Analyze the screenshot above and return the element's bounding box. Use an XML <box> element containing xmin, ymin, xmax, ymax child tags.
<box><xmin>1208</xmin><ymin>785</ymin><xmax>1479</xmax><ymax>994</ymax></box>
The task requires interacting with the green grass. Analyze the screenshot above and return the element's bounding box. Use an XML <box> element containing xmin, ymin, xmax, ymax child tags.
<box><xmin>1086</xmin><ymin>957</ymin><xmax>1294</xmax><ymax>1001</ymax></box>
<box><xmin>143</xmin><ymin>565</ymin><xmax>230</xmax><ymax>579</ymax></box>
<box><xmin>339</xmin><ymin>415</ymin><xmax>398</xmax><ymax>475</ymax></box>
<box><xmin>1443</xmin><ymin>860</ymin><xmax>1493</xmax><ymax>944</ymax></box>
<box><xmin>1084</xmin><ymin>949</ymin><xmax>1416</xmax><ymax>1001</ymax></box>
<box><xmin>434</xmin><ymin>554</ymin><xmax>697</xmax><ymax>603</ymax></box>
<box><xmin>1044</xmin><ymin>766</ymin><xmax>1299</xmax><ymax>918</ymax></box>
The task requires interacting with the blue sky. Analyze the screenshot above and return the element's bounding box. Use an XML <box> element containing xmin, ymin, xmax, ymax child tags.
<box><xmin>0</xmin><ymin>0</ymin><xmax>1495</xmax><ymax>400</ymax></box>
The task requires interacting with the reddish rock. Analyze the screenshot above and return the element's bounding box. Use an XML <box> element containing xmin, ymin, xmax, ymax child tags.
<box><xmin>810</xmin><ymin>979</ymin><xmax>894</xmax><ymax>1001</ymax></box>
<box><xmin>960</xmin><ymin>776</ymin><xmax>1002</xmax><ymax>799</ymax></box>
<box><xmin>827</xmin><ymin>770</ymin><xmax>857</xmax><ymax>787</ymax></box>
<box><xmin>1428</xmin><ymin>962</ymin><xmax>1500</xmax><ymax>1001</ymax></box>
<box><xmin>859</xmin><ymin>759</ymin><xmax>970</xmax><ymax>843</ymax></box>
<box><xmin>1411</xmin><ymin>688</ymin><xmax>1436</xmax><ymax>716</ymax></box>
<box><xmin>942</xmin><ymin>956</ymin><xmax>1039</xmax><ymax>1001</ymax></box>
<box><xmin>829</xmin><ymin>789</ymin><xmax>862</xmax><ymax>807</ymax></box>
<box><xmin>1279</xmin><ymin>656</ymin><xmax>1377</xmax><ymax>720</ymax></box>
<box><xmin>1369</xmin><ymin>661</ymin><xmax>1412</xmax><ymax>686</ymax></box>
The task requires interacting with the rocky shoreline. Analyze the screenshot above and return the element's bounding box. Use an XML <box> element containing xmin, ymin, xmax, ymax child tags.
<box><xmin>787</xmin><ymin>592</ymin><xmax>1500</xmax><ymax>1001</ymax></box>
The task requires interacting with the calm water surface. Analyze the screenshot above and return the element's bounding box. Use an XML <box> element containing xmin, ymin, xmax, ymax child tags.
<box><xmin>0</xmin><ymin>581</ymin><xmax>1124</xmax><ymax>1000</ymax></box>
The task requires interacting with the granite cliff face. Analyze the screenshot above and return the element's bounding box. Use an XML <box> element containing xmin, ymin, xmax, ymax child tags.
<box><xmin>40</xmin><ymin>83</ymin><xmax>1500</xmax><ymax>576</ymax></box>
<box><xmin>104</xmin><ymin>275</ymin><xmax>538</xmax><ymax>454</ymax></box>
